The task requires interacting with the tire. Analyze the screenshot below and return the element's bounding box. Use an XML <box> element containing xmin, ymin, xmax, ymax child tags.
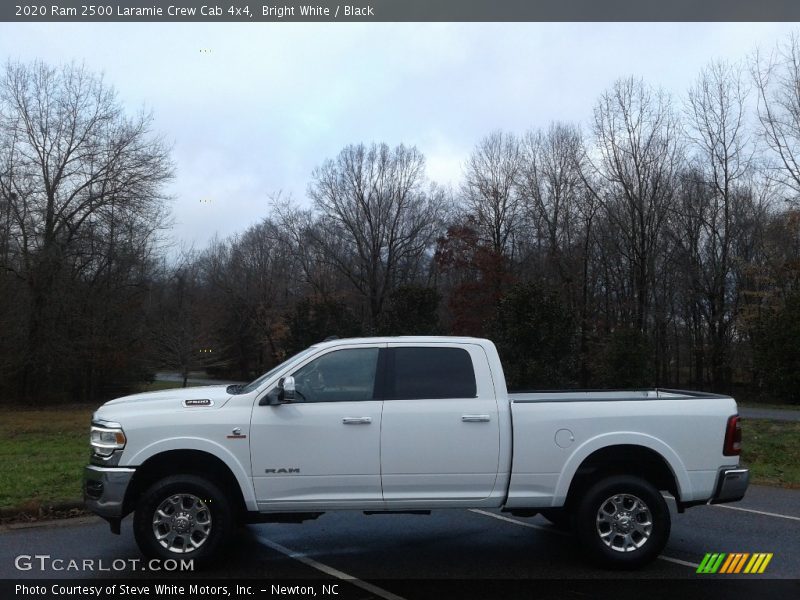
<box><xmin>539</xmin><ymin>508</ymin><xmax>572</xmax><ymax>531</ymax></box>
<box><xmin>133</xmin><ymin>474</ymin><xmax>233</xmax><ymax>564</ymax></box>
<box><xmin>573</xmin><ymin>475</ymin><xmax>670</xmax><ymax>570</ymax></box>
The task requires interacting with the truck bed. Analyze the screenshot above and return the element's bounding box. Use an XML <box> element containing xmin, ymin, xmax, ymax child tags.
<box><xmin>510</xmin><ymin>388</ymin><xmax>731</xmax><ymax>403</ymax></box>
<box><xmin>505</xmin><ymin>388</ymin><xmax>738</xmax><ymax>509</ymax></box>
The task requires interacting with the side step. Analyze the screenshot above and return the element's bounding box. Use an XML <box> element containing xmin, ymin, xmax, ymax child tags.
<box><xmin>247</xmin><ymin>512</ymin><xmax>324</xmax><ymax>524</ymax></box>
<box><xmin>502</xmin><ymin>508</ymin><xmax>539</xmax><ymax>517</ymax></box>
<box><xmin>363</xmin><ymin>510</ymin><xmax>431</xmax><ymax>515</ymax></box>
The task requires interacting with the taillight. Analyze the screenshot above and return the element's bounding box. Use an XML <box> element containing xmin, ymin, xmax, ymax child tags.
<box><xmin>723</xmin><ymin>415</ymin><xmax>742</xmax><ymax>456</ymax></box>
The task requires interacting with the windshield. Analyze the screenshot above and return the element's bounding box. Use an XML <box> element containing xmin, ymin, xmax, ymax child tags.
<box><xmin>237</xmin><ymin>346</ymin><xmax>318</xmax><ymax>394</ymax></box>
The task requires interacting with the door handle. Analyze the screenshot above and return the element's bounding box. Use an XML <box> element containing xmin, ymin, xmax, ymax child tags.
<box><xmin>342</xmin><ymin>417</ymin><xmax>372</xmax><ymax>425</ymax></box>
<box><xmin>462</xmin><ymin>414</ymin><xmax>491</xmax><ymax>422</ymax></box>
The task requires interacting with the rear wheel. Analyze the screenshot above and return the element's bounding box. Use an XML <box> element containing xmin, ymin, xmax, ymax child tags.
<box><xmin>133</xmin><ymin>474</ymin><xmax>232</xmax><ymax>563</ymax></box>
<box><xmin>573</xmin><ymin>475</ymin><xmax>670</xmax><ymax>569</ymax></box>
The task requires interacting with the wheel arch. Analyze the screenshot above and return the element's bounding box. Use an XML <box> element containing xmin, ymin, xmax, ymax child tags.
<box><xmin>553</xmin><ymin>434</ymin><xmax>689</xmax><ymax>508</ymax></box>
<box><xmin>124</xmin><ymin>448</ymin><xmax>253</xmax><ymax>519</ymax></box>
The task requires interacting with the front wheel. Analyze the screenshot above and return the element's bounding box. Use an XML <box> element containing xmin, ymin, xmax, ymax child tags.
<box><xmin>573</xmin><ymin>475</ymin><xmax>670</xmax><ymax>569</ymax></box>
<box><xmin>133</xmin><ymin>474</ymin><xmax>233</xmax><ymax>563</ymax></box>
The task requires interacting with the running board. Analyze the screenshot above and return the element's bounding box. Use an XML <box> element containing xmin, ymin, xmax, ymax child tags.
<box><xmin>363</xmin><ymin>510</ymin><xmax>431</xmax><ymax>515</ymax></box>
<box><xmin>246</xmin><ymin>512</ymin><xmax>324</xmax><ymax>524</ymax></box>
<box><xmin>502</xmin><ymin>508</ymin><xmax>539</xmax><ymax>517</ymax></box>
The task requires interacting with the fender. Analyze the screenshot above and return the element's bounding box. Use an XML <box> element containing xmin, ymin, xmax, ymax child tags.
<box><xmin>551</xmin><ymin>432</ymin><xmax>691</xmax><ymax>507</ymax></box>
<box><xmin>127</xmin><ymin>436</ymin><xmax>258</xmax><ymax>511</ymax></box>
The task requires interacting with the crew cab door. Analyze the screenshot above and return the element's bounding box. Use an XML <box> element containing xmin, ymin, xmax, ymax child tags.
<box><xmin>380</xmin><ymin>343</ymin><xmax>501</xmax><ymax>503</ymax></box>
<box><xmin>250</xmin><ymin>345</ymin><xmax>384</xmax><ymax>509</ymax></box>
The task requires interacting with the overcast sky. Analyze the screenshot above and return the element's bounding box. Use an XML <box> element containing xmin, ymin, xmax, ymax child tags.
<box><xmin>0</xmin><ymin>22</ymin><xmax>797</xmax><ymax>250</ymax></box>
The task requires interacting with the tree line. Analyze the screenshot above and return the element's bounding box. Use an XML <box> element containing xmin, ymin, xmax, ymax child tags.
<box><xmin>2</xmin><ymin>35</ymin><xmax>800</xmax><ymax>404</ymax></box>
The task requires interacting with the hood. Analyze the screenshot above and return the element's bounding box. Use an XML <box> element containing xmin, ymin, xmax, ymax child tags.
<box><xmin>94</xmin><ymin>385</ymin><xmax>235</xmax><ymax>421</ymax></box>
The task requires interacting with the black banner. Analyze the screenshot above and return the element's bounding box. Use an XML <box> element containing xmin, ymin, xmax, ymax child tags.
<box><xmin>4</xmin><ymin>1</ymin><xmax>800</xmax><ymax>23</ymax></box>
<box><xmin>3</xmin><ymin>579</ymin><xmax>800</xmax><ymax>600</ymax></box>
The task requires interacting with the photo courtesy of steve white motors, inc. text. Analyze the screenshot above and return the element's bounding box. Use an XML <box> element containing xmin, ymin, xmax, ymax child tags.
<box><xmin>14</xmin><ymin>583</ymin><xmax>340</xmax><ymax>597</ymax></box>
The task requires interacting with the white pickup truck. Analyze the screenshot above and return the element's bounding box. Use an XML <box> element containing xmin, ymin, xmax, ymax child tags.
<box><xmin>84</xmin><ymin>336</ymin><xmax>748</xmax><ymax>569</ymax></box>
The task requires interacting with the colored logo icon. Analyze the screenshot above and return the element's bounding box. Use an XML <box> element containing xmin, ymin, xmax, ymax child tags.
<box><xmin>697</xmin><ymin>553</ymin><xmax>773</xmax><ymax>574</ymax></box>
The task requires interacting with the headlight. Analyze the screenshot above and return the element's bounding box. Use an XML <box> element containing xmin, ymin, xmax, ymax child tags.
<box><xmin>90</xmin><ymin>423</ymin><xmax>127</xmax><ymax>457</ymax></box>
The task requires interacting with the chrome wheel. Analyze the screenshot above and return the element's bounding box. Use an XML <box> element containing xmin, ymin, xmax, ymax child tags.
<box><xmin>152</xmin><ymin>493</ymin><xmax>212</xmax><ymax>554</ymax></box>
<box><xmin>595</xmin><ymin>493</ymin><xmax>652</xmax><ymax>553</ymax></box>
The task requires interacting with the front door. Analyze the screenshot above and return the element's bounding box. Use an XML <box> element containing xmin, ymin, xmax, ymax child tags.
<box><xmin>250</xmin><ymin>345</ymin><xmax>384</xmax><ymax>509</ymax></box>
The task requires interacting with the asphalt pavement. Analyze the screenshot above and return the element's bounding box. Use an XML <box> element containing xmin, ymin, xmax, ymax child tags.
<box><xmin>739</xmin><ymin>407</ymin><xmax>800</xmax><ymax>422</ymax></box>
<box><xmin>1</xmin><ymin>485</ymin><xmax>797</xmax><ymax>595</ymax></box>
<box><xmin>16</xmin><ymin>376</ymin><xmax>792</xmax><ymax>598</ymax></box>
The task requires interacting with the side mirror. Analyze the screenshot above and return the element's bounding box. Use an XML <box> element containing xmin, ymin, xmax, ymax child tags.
<box><xmin>280</xmin><ymin>376</ymin><xmax>296</xmax><ymax>402</ymax></box>
<box><xmin>260</xmin><ymin>376</ymin><xmax>296</xmax><ymax>406</ymax></box>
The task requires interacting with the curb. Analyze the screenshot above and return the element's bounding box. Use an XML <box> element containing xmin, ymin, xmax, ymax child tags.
<box><xmin>0</xmin><ymin>515</ymin><xmax>102</xmax><ymax>532</ymax></box>
<box><xmin>0</xmin><ymin>501</ymin><xmax>89</xmax><ymax>526</ymax></box>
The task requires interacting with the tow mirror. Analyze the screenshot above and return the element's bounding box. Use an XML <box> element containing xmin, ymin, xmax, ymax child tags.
<box><xmin>280</xmin><ymin>376</ymin><xmax>296</xmax><ymax>402</ymax></box>
<box><xmin>261</xmin><ymin>376</ymin><xmax>296</xmax><ymax>406</ymax></box>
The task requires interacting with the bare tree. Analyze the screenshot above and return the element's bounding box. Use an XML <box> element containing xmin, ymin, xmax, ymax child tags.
<box><xmin>305</xmin><ymin>142</ymin><xmax>447</xmax><ymax>328</ymax></box>
<box><xmin>152</xmin><ymin>252</ymin><xmax>204</xmax><ymax>388</ymax></box>
<box><xmin>590</xmin><ymin>77</ymin><xmax>683</xmax><ymax>333</ymax></box>
<box><xmin>753</xmin><ymin>33</ymin><xmax>800</xmax><ymax>203</ymax></box>
<box><xmin>271</xmin><ymin>198</ymin><xmax>347</xmax><ymax>301</ymax></box>
<box><xmin>0</xmin><ymin>60</ymin><xmax>173</xmax><ymax>400</ymax></box>
<box><xmin>679</xmin><ymin>60</ymin><xmax>753</xmax><ymax>388</ymax></box>
<box><xmin>462</xmin><ymin>131</ymin><xmax>523</xmax><ymax>256</ymax></box>
<box><xmin>517</xmin><ymin>122</ymin><xmax>585</xmax><ymax>283</ymax></box>
<box><xmin>191</xmin><ymin>217</ymin><xmax>298</xmax><ymax>380</ymax></box>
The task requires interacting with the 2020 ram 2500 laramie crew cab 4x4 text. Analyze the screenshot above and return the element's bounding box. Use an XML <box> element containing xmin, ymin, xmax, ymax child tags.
<box><xmin>84</xmin><ymin>336</ymin><xmax>749</xmax><ymax>569</ymax></box>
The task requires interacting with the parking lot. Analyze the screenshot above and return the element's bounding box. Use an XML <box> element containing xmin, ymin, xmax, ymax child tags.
<box><xmin>1</xmin><ymin>484</ymin><xmax>797</xmax><ymax>599</ymax></box>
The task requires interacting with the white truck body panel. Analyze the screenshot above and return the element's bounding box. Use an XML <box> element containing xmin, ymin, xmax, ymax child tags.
<box><xmin>250</xmin><ymin>399</ymin><xmax>384</xmax><ymax>508</ymax></box>
<box><xmin>89</xmin><ymin>336</ymin><xmax>743</xmax><ymax>516</ymax></box>
<box><xmin>380</xmin><ymin>341</ymin><xmax>501</xmax><ymax>503</ymax></box>
<box><xmin>507</xmin><ymin>395</ymin><xmax>737</xmax><ymax>507</ymax></box>
<box><xmin>99</xmin><ymin>387</ymin><xmax>260</xmax><ymax>511</ymax></box>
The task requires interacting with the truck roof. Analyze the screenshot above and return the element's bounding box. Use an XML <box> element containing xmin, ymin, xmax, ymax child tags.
<box><xmin>311</xmin><ymin>336</ymin><xmax>492</xmax><ymax>350</ymax></box>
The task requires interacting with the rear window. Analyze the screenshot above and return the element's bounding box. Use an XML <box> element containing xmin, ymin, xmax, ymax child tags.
<box><xmin>386</xmin><ymin>347</ymin><xmax>477</xmax><ymax>400</ymax></box>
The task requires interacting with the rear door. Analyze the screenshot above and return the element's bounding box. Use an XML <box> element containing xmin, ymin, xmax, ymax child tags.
<box><xmin>380</xmin><ymin>343</ymin><xmax>501</xmax><ymax>503</ymax></box>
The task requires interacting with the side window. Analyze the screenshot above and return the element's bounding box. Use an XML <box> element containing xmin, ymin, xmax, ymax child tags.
<box><xmin>291</xmin><ymin>348</ymin><xmax>379</xmax><ymax>403</ymax></box>
<box><xmin>387</xmin><ymin>347</ymin><xmax>477</xmax><ymax>400</ymax></box>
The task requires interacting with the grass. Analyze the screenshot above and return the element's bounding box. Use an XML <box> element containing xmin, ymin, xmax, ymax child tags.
<box><xmin>0</xmin><ymin>380</ymin><xmax>199</xmax><ymax>516</ymax></box>
<box><xmin>0</xmin><ymin>406</ymin><xmax>95</xmax><ymax>515</ymax></box>
<box><xmin>740</xmin><ymin>419</ymin><xmax>800</xmax><ymax>488</ymax></box>
<box><xmin>0</xmin><ymin>407</ymin><xmax>797</xmax><ymax>518</ymax></box>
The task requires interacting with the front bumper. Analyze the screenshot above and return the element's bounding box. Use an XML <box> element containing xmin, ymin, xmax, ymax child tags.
<box><xmin>83</xmin><ymin>464</ymin><xmax>135</xmax><ymax>519</ymax></box>
<box><xmin>710</xmin><ymin>467</ymin><xmax>749</xmax><ymax>504</ymax></box>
